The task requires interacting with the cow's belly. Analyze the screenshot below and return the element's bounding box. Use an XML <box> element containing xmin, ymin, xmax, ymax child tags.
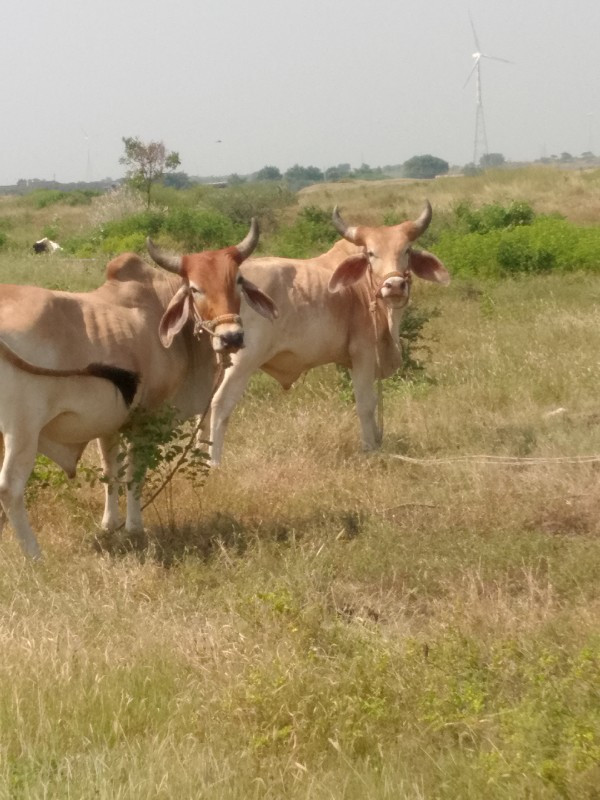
<box><xmin>261</xmin><ymin>346</ymin><xmax>351</xmax><ymax>389</ymax></box>
<box><xmin>41</xmin><ymin>380</ymin><xmax>131</xmax><ymax>443</ymax></box>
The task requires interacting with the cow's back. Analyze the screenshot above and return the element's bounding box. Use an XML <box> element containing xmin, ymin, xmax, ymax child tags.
<box><xmin>238</xmin><ymin>256</ymin><xmax>372</xmax><ymax>386</ymax></box>
<box><xmin>0</xmin><ymin>255</ymin><xmax>190</xmax><ymax>410</ymax></box>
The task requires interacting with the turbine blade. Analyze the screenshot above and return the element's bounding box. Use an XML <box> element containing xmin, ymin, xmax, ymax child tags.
<box><xmin>481</xmin><ymin>53</ymin><xmax>513</xmax><ymax>64</ymax></box>
<box><xmin>468</xmin><ymin>11</ymin><xmax>482</xmax><ymax>52</ymax></box>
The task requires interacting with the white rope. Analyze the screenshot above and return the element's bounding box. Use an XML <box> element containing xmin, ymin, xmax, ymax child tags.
<box><xmin>385</xmin><ymin>453</ymin><xmax>600</xmax><ymax>466</ymax></box>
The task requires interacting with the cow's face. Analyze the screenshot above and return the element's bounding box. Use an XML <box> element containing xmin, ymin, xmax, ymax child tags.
<box><xmin>328</xmin><ymin>202</ymin><xmax>450</xmax><ymax>294</ymax></box>
<box><xmin>148</xmin><ymin>220</ymin><xmax>278</xmax><ymax>351</ymax></box>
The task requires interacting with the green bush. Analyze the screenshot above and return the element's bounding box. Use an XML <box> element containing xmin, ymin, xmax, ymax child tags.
<box><xmin>64</xmin><ymin>206</ymin><xmax>243</xmax><ymax>257</ymax></box>
<box><xmin>26</xmin><ymin>189</ymin><xmax>100</xmax><ymax>209</ymax></box>
<box><xmin>100</xmin><ymin>232</ymin><xmax>147</xmax><ymax>255</ymax></box>
<box><xmin>162</xmin><ymin>208</ymin><xmax>242</xmax><ymax>251</ymax></box>
<box><xmin>455</xmin><ymin>200</ymin><xmax>536</xmax><ymax>234</ymax></box>
<box><xmin>0</xmin><ymin>231</ymin><xmax>7</xmax><ymax>249</ymax></box>
<box><xmin>435</xmin><ymin>215</ymin><xmax>600</xmax><ymax>278</ymax></box>
<box><xmin>267</xmin><ymin>205</ymin><xmax>339</xmax><ymax>258</ymax></box>
<box><xmin>64</xmin><ymin>189</ymin><xmax>101</xmax><ymax>206</ymax></box>
<box><xmin>101</xmin><ymin>210</ymin><xmax>166</xmax><ymax>238</ymax></box>
<box><xmin>207</xmin><ymin>182</ymin><xmax>296</xmax><ymax>230</ymax></box>
<box><xmin>30</xmin><ymin>190</ymin><xmax>65</xmax><ymax>208</ymax></box>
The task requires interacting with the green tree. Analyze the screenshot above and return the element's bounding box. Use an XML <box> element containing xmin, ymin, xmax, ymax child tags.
<box><xmin>254</xmin><ymin>165</ymin><xmax>282</xmax><ymax>181</ymax></box>
<box><xmin>480</xmin><ymin>152</ymin><xmax>506</xmax><ymax>168</ymax></box>
<box><xmin>119</xmin><ymin>136</ymin><xmax>181</xmax><ymax>208</ymax></box>
<box><xmin>162</xmin><ymin>171</ymin><xmax>192</xmax><ymax>189</ymax></box>
<box><xmin>284</xmin><ymin>164</ymin><xmax>324</xmax><ymax>187</ymax></box>
<box><xmin>402</xmin><ymin>154</ymin><xmax>449</xmax><ymax>179</ymax></box>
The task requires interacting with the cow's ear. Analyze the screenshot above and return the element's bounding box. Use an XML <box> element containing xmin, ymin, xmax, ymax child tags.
<box><xmin>158</xmin><ymin>284</ymin><xmax>191</xmax><ymax>347</ymax></box>
<box><xmin>408</xmin><ymin>249</ymin><xmax>450</xmax><ymax>285</ymax></box>
<box><xmin>328</xmin><ymin>254</ymin><xmax>370</xmax><ymax>293</ymax></box>
<box><xmin>241</xmin><ymin>278</ymin><xmax>279</xmax><ymax>321</ymax></box>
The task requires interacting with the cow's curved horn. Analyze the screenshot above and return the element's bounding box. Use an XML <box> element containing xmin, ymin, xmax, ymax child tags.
<box><xmin>235</xmin><ymin>218</ymin><xmax>260</xmax><ymax>260</ymax></box>
<box><xmin>411</xmin><ymin>200</ymin><xmax>432</xmax><ymax>238</ymax></box>
<box><xmin>332</xmin><ymin>206</ymin><xmax>360</xmax><ymax>244</ymax></box>
<box><xmin>146</xmin><ymin>238</ymin><xmax>183</xmax><ymax>274</ymax></box>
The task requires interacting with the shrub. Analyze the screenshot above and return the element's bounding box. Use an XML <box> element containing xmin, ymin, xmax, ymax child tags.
<box><xmin>29</xmin><ymin>190</ymin><xmax>66</xmax><ymax>208</ymax></box>
<box><xmin>64</xmin><ymin>189</ymin><xmax>100</xmax><ymax>206</ymax></box>
<box><xmin>26</xmin><ymin>189</ymin><xmax>100</xmax><ymax>209</ymax></box>
<box><xmin>496</xmin><ymin>238</ymin><xmax>556</xmax><ymax>274</ymax></box>
<box><xmin>0</xmin><ymin>231</ymin><xmax>7</xmax><ymax>250</ymax></box>
<box><xmin>162</xmin><ymin>208</ymin><xmax>242</xmax><ymax>251</ymax></box>
<box><xmin>207</xmin><ymin>183</ymin><xmax>295</xmax><ymax>230</ymax></box>
<box><xmin>101</xmin><ymin>210</ymin><xmax>166</xmax><ymax>238</ymax></box>
<box><xmin>435</xmin><ymin>215</ymin><xmax>600</xmax><ymax>278</ymax></box>
<box><xmin>267</xmin><ymin>206</ymin><xmax>339</xmax><ymax>258</ymax></box>
<box><xmin>455</xmin><ymin>200</ymin><xmax>536</xmax><ymax>234</ymax></box>
<box><xmin>100</xmin><ymin>232</ymin><xmax>147</xmax><ymax>255</ymax></box>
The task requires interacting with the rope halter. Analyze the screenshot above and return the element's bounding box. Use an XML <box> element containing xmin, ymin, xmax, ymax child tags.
<box><xmin>193</xmin><ymin>311</ymin><xmax>242</xmax><ymax>340</ymax></box>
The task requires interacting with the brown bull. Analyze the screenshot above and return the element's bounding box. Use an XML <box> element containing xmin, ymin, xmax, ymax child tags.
<box><xmin>0</xmin><ymin>221</ymin><xmax>277</xmax><ymax>557</ymax></box>
<box><xmin>208</xmin><ymin>202</ymin><xmax>449</xmax><ymax>465</ymax></box>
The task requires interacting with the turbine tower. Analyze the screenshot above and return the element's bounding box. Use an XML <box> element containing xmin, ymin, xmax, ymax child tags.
<box><xmin>463</xmin><ymin>14</ymin><xmax>511</xmax><ymax>167</ymax></box>
<box><xmin>81</xmin><ymin>127</ymin><xmax>93</xmax><ymax>182</ymax></box>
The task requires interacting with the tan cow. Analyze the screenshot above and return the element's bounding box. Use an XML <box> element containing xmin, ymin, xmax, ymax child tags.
<box><xmin>0</xmin><ymin>221</ymin><xmax>277</xmax><ymax>557</ymax></box>
<box><xmin>208</xmin><ymin>202</ymin><xmax>449</xmax><ymax>465</ymax></box>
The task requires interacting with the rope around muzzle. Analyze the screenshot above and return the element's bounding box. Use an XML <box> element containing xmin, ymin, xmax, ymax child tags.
<box><xmin>193</xmin><ymin>313</ymin><xmax>242</xmax><ymax>339</ymax></box>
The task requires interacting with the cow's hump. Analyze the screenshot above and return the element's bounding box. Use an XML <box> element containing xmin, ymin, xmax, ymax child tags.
<box><xmin>105</xmin><ymin>253</ymin><xmax>156</xmax><ymax>285</ymax></box>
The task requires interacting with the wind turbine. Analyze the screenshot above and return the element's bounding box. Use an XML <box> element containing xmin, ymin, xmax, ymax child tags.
<box><xmin>81</xmin><ymin>127</ymin><xmax>93</xmax><ymax>182</ymax></box>
<box><xmin>463</xmin><ymin>13</ymin><xmax>512</xmax><ymax>167</ymax></box>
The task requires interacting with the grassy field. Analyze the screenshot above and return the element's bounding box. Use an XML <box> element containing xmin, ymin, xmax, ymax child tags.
<box><xmin>2</xmin><ymin>170</ymin><xmax>600</xmax><ymax>798</ymax></box>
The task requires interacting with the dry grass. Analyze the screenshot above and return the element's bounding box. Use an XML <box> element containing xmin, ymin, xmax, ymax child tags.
<box><xmin>299</xmin><ymin>165</ymin><xmax>600</xmax><ymax>225</ymax></box>
<box><xmin>2</xmin><ymin>174</ymin><xmax>600</xmax><ymax>797</ymax></box>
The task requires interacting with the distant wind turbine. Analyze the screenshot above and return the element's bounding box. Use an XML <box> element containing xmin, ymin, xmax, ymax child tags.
<box><xmin>81</xmin><ymin>127</ymin><xmax>93</xmax><ymax>182</ymax></box>
<box><xmin>463</xmin><ymin>13</ymin><xmax>512</xmax><ymax>167</ymax></box>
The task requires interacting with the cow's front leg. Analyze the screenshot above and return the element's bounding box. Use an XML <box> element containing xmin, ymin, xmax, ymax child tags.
<box><xmin>210</xmin><ymin>361</ymin><xmax>255</xmax><ymax>467</ymax></box>
<box><xmin>350</xmin><ymin>360</ymin><xmax>381</xmax><ymax>450</ymax></box>
<box><xmin>0</xmin><ymin>432</ymin><xmax>42</xmax><ymax>558</ymax></box>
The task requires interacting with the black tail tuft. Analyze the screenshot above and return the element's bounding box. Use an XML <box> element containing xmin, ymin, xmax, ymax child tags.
<box><xmin>86</xmin><ymin>363</ymin><xmax>140</xmax><ymax>407</ymax></box>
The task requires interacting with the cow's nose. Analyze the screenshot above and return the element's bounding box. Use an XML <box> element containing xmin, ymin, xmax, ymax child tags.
<box><xmin>221</xmin><ymin>330</ymin><xmax>244</xmax><ymax>350</ymax></box>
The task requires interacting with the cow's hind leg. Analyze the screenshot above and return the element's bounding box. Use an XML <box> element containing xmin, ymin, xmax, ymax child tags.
<box><xmin>97</xmin><ymin>437</ymin><xmax>145</xmax><ymax>547</ymax></box>
<box><xmin>97</xmin><ymin>435</ymin><xmax>122</xmax><ymax>531</ymax></box>
<box><xmin>124</xmin><ymin>441</ymin><xmax>144</xmax><ymax>534</ymax></box>
<box><xmin>0</xmin><ymin>433</ymin><xmax>42</xmax><ymax>558</ymax></box>
<box><xmin>0</xmin><ymin>436</ymin><xmax>4</xmax><ymax>537</ymax></box>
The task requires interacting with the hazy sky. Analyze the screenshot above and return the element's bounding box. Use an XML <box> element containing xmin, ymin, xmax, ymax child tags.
<box><xmin>2</xmin><ymin>0</ymin><xmax>599</xmax><ymax>184</ymax></box>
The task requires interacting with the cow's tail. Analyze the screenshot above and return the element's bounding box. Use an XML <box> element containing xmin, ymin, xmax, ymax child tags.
<box><xmin>0</xmin><ymin>336</ymin><xmax>140</xmax><ymax>407</ymax></box>
<box><xmin>86</xmin><ymin>364</ymin><xmax>140</xmax><ymax>407</ymax></box>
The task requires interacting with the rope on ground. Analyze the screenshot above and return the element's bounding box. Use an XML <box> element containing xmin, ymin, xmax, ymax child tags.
<box><xmin>384</xmin><ymin>453</ymin><xmax>600</xmax><ymax>466</ymax></box>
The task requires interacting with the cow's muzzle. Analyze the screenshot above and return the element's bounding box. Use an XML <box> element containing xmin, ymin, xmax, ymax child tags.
<box><xmin>376</xmin><ymin>273</ymin><xmax>411</xmax><ymax>304</ymax></box>
<box><xmin>219</xmin><ymin>329</ymin><xmax>244</xmax><ymax>351</ymax></box>
<box><xmin>194</xmin><ymin>313</ymin><xmax>245</xmax><ymax>352</ymax></box>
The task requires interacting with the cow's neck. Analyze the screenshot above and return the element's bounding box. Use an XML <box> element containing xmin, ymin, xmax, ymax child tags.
<box><xmin>373</xmin><ymin>299</ymin><xmax>406</xmax><ymax>378</ymax></box>
<box><xmin>385</xmin><ymin>303</ymin><xmax>406</xmax><ymax>348</ymax></box>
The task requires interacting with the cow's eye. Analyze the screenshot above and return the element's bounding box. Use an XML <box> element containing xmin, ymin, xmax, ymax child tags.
<box><xmin>191</xmin><ymin>286</ymin><xmax>203</xmax><ymax>295</ymax></box>
<box><xmin>367</xmin><ymin>250</ymin><xmax>376</xmax><ymax>258</ymax></box>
